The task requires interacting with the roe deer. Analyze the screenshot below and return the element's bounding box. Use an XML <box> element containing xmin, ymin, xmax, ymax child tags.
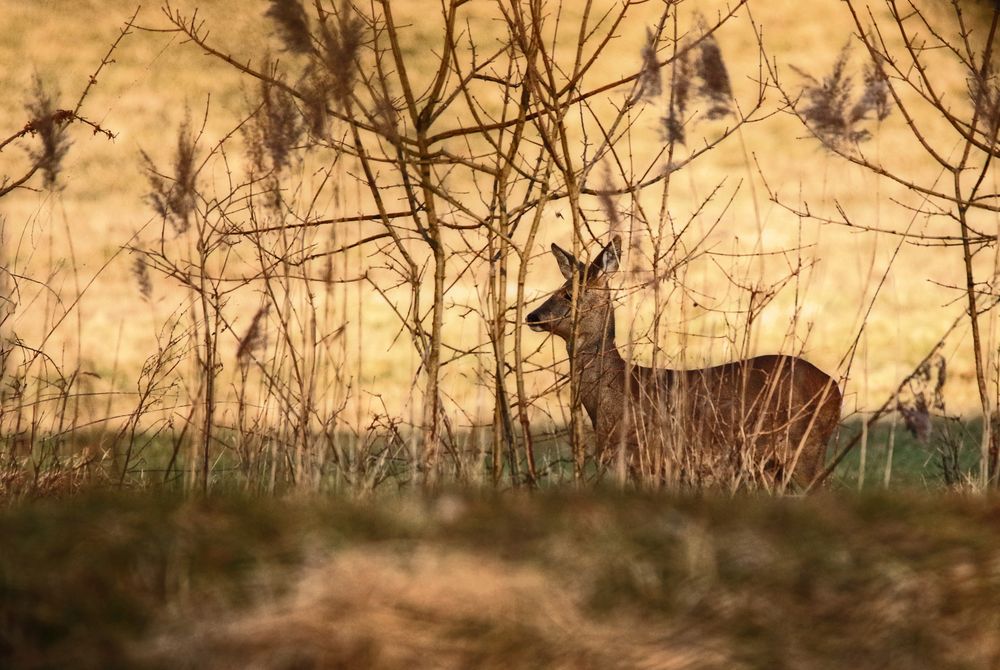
<box><xmin>526</xmin><ymin>235</ymin><xmax>842</xmax><ymax>488</ymax></box>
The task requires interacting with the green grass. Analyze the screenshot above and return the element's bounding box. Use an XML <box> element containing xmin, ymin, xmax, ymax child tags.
<box><xmin>4</xmin><ymin>416</ymin><xmax>990</xmax><ymax>498</ymax></box>
<box><xmin>2</xmin><ymin>490</ymin><xmax>999</xmax><ymax>669</ymax></box>
<box><xmin>830</xmin><ymin>418</ymin><xmax>984</xmax><ymax>490</ymax></box>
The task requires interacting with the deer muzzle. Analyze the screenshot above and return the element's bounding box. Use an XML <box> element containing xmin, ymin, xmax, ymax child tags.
<box><xmin>525</xmin><ymin>309</ymin><xmax>547</xmax><ymax>332</ymax></box>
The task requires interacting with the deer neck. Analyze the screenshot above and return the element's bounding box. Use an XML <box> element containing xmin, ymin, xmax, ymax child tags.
<box><xmin>566</xmin><ymin>308</ymin><xmax>624</xmax><ymax>422</ymax></box>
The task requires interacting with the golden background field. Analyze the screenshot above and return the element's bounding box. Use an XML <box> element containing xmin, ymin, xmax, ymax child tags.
<box><xmin>2</xmin><ymin>0</ymin><xmax>997</xmax><ymax>433</ymax></box>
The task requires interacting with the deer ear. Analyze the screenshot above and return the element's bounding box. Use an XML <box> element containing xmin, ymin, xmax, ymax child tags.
<box><xmin>551</xmin><ymin>243</ymin><xmax>578</xmax><ymax>280</ymax></box>
<box><xmin>591</xmin><ymin>235</ymin><xmax>622</xmax><ymax>275</ymax></box>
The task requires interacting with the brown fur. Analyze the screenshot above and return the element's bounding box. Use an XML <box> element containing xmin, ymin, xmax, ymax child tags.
<box><xmin>526</xmin><ymin>236</ymin><xmax>842</xmax><ymax>488</ymax></box>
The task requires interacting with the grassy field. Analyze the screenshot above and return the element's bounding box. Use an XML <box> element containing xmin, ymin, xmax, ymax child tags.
<box><xmin>4</xmin><ymin>5</ymin><xmax>1000</xmax><ymax>664</ymax></box>
<box><xmin>3</xmin><ymin>490</ymin><xmax>1000</xmax><ymax>669</ymax></box>
<box><xmin>1</xmin><ymin>0</ymin><xmax>997</xmax><ymax>427</ymax></box>
<box><xmin>0</xmin><ymin>413</ymin><xmax>985</xmax><ymax>498</ymax></box>
<box><xmin>829</xmin><ymin>418</ymin><xmax>985</xmax><ymax>490</ymax></box>
<box><xmin>5</xmin><ymin>5</ymin><xmax>1000</xmax><ymax>668</ymax></box>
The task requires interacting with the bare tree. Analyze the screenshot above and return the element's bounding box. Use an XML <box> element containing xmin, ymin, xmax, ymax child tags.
<box><xmin>759</xmin><ymin>0</ymin><xmax>1000</xmax><ymax>486</ymax></box>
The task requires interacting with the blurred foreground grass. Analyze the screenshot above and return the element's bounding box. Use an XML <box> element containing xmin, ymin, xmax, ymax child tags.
<box><xmin>2</xmin><ymin>489</ymin><xmax>999</xmax><ymax>669</ymax></box>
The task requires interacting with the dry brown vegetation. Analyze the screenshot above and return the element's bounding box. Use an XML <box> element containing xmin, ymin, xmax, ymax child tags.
<box><xmin>3</xmin><ymin>0</ymin><xmax>1000</xmax><ymax>493</ymax></box>
<box><xmin>142</xmin><ymin>547</ymin><xmax>724</xmax><ymax>670</ymax></box>
<box><xmin>4</xmin><ymin>492</ymin><xmax>1000</xmax><ymax>669</ymax></box>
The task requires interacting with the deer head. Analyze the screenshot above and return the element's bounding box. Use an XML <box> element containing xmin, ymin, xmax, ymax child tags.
<box><xmin>526</xmin><ymin>235</ymin><xmax>622</xmax><ymax>350</ymax></box>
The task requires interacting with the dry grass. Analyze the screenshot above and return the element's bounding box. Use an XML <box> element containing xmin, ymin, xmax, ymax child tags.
<box><xmin>2</xmin><ymin>0</ymin><xmax>999</xmax><ymax>490</ymax></box>
<box><xmin>4</xmin><ymin>491</ymin><xmax>1000</xmax><ymax>668</ymax></box>
<box><xmin>0</xmin><ymin>1</ymin><xmax>983</xmax><ymax>406</ymax></box>
<box><xmin>142</xmin><ymin>547</ymin><xmax>724</xmax><ymax>669</ymax></box>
